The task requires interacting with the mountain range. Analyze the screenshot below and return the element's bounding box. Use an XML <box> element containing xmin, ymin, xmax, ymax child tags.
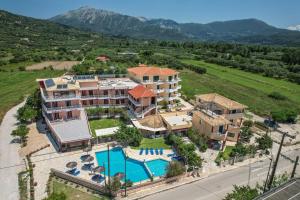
<box><xmin>49</xmin><ymin>6</ymin><xmax>300</xmax><ymax>45</ymax></box>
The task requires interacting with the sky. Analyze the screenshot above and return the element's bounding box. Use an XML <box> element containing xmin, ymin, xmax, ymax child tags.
<box><xmin>0</xmin><ymin>0</ymin><xmax>299</xmax><ymax>28</ymax></box>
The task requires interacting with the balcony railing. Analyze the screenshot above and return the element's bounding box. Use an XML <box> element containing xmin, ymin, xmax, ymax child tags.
<box><xmin>43</xmin><ymin>104</ymin><xmax>81</xmax><ymax>112</ymax></box>
<box><xmin>129</xmin><ymin>104</ymin><xmax>156</xmax><ymax>118</ymax></box>
<box><xmin>128</xmin><ymin>95</ymin><xmax>141</xmax><ymax>106</ymax></box>
<box><xmin>157</xmin><ymin>97</ymin><xmax>164</xmax><ymax>102</ymax></box>
<box><xmin>80</xmin><ymin>95</ymin><xmax>110</xmax><ymax>99</ymax></box>
<box><xmin>156</xmin><ymin>89</ymin><xmax>164</xmax><ymax>93</ymax></box>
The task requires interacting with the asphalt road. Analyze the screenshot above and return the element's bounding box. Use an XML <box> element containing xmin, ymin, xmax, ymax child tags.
<box><xmin>143</xmin><ymin>149</ymin><xmax>300</xmax><ymax>200</ymax></box>
<box><xmin>0</xmin><ymin>102</ymin><xmax>25</xmax><ymax>200</ymax></box>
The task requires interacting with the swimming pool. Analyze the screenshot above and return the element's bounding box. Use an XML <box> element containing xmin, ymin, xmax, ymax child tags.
<box><xmin>95</xmin><ymin>147</ymin><xmax>169</xmax><ymax>183</ymax></box>
<box><xmin>145</xmin><ymin>159</ymin><xmax>169</xmax><ymax>177</ymax></box>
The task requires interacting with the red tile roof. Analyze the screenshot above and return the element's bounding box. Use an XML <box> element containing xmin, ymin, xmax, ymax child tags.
<box><xmin>127</xmin><ymin>65</ymin><xmax>177</xmax><ymax>76</ymax></box>
<box><xmin>128</xmin><ymin>85</ymin><xmax>155</xmax><ymax>99</ymax></box>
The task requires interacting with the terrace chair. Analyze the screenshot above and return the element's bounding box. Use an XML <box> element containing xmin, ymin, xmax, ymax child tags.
<box><xmin>92</xmin><ymin>174</ymin><xmax>104</xmax><ymax>183</ymax></box>
<box><xmin>160</xmin><ymin>148</ymin><xmax>163</xmax><ymax>155</ymax></box>
<box><xmin>139</xmin><ymin>148</ymin><xmax>144</xmax><ymax>155</ymax></box>
<box><xmin>145</xmin><ymin>148</ymin><xmax>149</xmax><ymax>155</ymax></box>
<box><xmin>150</xmin><ymin>148</ymin><xmax>154</xmax><ymax>155</ymax></box>
<box><xmin>82</xmin><ymin>163</ymin><xmax>94</xmax><ymax>171</ymax></box>
<box><xmin>155</xmin><ymin>148</ymin><xmax>159</xmax><ymax>155</ymax></box>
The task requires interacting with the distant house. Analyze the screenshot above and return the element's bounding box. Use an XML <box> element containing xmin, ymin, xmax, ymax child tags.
<box><xmin>96</xmin><ymin>55</ymin><xmax>110</xmax><ymax>62</ymax></box>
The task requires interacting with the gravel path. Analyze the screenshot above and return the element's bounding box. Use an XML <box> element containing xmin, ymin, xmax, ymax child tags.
<box><xmin>0</xmin><ymin>101</ymin><xmax>26</xmax><ymax>200</ymax></box>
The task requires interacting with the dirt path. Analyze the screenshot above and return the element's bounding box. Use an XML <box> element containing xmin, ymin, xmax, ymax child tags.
<box><xmin>0</xmin><ymin>101</ymin><xmax>26</xmax><ymax>200</ymax></box>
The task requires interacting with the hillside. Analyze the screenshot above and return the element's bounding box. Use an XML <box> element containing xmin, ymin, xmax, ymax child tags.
<box><xmin>50</xmin><ymin>6</ymin><xmax>300</xmax><ymax>45</ymax></box>
<box><xmin>0</xmin><ymin>10</ymin><xmax>102</xmax><ymax>50</ymax></box>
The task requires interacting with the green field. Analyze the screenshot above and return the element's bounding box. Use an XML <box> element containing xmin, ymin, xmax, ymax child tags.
<box><xmin>131</xmin><ymin>138</ymin><xmax>171</xmax><ymax>150</ymax></box>
<box><xmin>89</xmin><ymin>118</ymin><xmax>122</xmax><ymax>137</ymax></box>
<box><xmin>51</xmin><ymin>180</ymin><xmax>107</xmax><ymax>200</ymax></box>
<box><xmin>0</xmin><ymin>70</ymin><xmax>62</xmax><ymax>123</ymax></box>
<box><xmin>180</xmin><ymin>59</ymin><xmax>300</xmax><ymax>116</ymax></box>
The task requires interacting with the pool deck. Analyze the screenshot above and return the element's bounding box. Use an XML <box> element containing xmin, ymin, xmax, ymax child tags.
<box><xmin>123</xmin><ymin>147</ymin><xmax>173</xmax><ymax>162</ymax></box>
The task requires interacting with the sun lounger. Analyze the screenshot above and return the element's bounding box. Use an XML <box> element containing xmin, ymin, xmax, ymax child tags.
<box><xmin>139</xmin><ymin>148</ymin><xmax>144</xmax><ymax>155</ymax></box>
<box><xmin>160</xmin><ymin>148</ymin><xmax>163</xmax><ymax>155</ymax></box>
<box><xmin>150</xmin><ymin>148</ymin><xmax>154</xmax><ymax>155</ymax></box>
<box><xmin>155</xmin><ymin>148</ymin><xmax>159</xmax><ymax>155</ymax></box>
<box><xmin>67</xmin><ymin>168</ymin><xmax>80</xmax><ymax>176</ymax></box>
<box><xmin>145</xmin><ymin>148</ymin><xmax>149</xmax><ymax>155</ymax></box>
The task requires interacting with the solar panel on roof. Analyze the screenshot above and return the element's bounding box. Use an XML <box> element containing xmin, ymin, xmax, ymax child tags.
<box><xmin>57</xmin><ymin>84</ymin><xmax>68</xmax><ymax>89</ymax></box>
<box><xmin>45</xmin><ymin>79</ymin><xmax>55</xmax><ymax>88</ymax></box>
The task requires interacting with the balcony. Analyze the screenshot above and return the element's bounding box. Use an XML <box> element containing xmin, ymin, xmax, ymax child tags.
<box><xmin>157</xmin><ymin>97</ymin><xmax>164</xmax><ymax>102</ymax></box>
<box><xmin>223</xmin><ymin>112</ymin><xmax>244</xmax><ymax>120</ymax></box>
<box><xmin>129</xmin><ymin>104</ymin><xmax>156</xmax><ymax>118</ymax></box>
<box><xmin>81</xmin><ymin>95</ymin><xmax>109</xmax><ymax>99</ymax></box>
<box><xmin>82</xmin><ymin>104</ymin><xmax>126</xmax><ymax>109</ymax></box>
<box><xmin>42</xmin><ymin>92</ymin><xmax>80</xmax><ymax>102</ymax></box>
<box><xmin>156</xmin><ymin>89</ymin><xmax>164</xmax><ymax>94</ymax></box>
<box><xmin>110</xmin><ymin>94</ymin><xmax>128</xmax><ymax>99</ymax></box>
<box><xmin>42</xmin><ymin>104</ymin><xmax>81</xmax><ymax>113</ymax></box>
<box><xmin>166</xmin><ymin>78</ymin><xmax>181</xmax><ymax>84</ymax></box>
<box><xmin>128</xmin><ymin>95</ymin><xmax>141</xmax><ymax>106</ymax></box>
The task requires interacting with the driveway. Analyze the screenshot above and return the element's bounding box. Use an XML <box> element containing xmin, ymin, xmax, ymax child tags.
<box><xmin>0</xmin><ymin>102</ymin><xmax>26</xmax><ymax>200</ymax></box>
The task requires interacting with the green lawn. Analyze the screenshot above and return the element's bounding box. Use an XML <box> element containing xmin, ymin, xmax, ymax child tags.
<box><xmin>131</xmin><ymin>138</ymin><xmax>171</xmax><ymax>149</ymax></box>
<box><xmin>180</xmin><ymin>59</ymin><xmax>300</xmax><ymax>116</ymax></box>
<box><xmin>0</xmin><ymin>70</ymin><xmax>62</xmax><ymax>123</ymax></box>
<box><xmin>216</xmin><ymin>146</ymin><xmax>234</xmax><ymax>161</ymax></box>
<box><xmin>51</xmin><ymin>180</ymin><xmax>108</xmax><ymax>200</ymax></box>
<box><xmin>89</xmin><ymin>118</ymin><xmax>122</xmax><ymax>137</ymax></box>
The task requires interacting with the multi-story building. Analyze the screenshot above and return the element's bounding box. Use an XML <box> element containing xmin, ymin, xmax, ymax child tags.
<box><xmin>193</xmin><ymin>93</ymin><xmax>247</xmax><ymax>144</ymax></box>
<box><xmin>127</xmin><ymin>65</ymin><xmax>181</xmax><ymax>108</ymax></box>
<box><xmin>37</xmin><ymin>75</ymin><xmax>138</xmax><ymax>151</ymax></box>
<box><xmin>37</xmin><ymin>65</ymin><xmax>182</xmax><ymax>151</ymax></box>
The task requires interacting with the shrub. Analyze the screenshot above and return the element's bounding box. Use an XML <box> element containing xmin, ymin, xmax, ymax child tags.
<box><xmin>268</xmin><ymin>92</ymin><xmax>287</xmax><ymax>100</ymax></box>
<box><xmin>256</xmin><ymin>134</ymin><xmax>273</xmax><ymax>150</ymax></box>
<box><xmin>166</xmin><ymin>161</ymin><xmax>185</xmax><ymax>178</ymax></box>
<box><xmin>271</xmin><ymin>109</ymin><xmax>297</xmax><ymax>123</ymax></box>
<box><xmin>18</xmin><ymin>66</ymin><xmax>26</xmax><ymax>71</ymax></box>
<box><xmin>115</xmin><ymin>124</ymin><xmax>142</xmax><ymax>146</ymax></box>
<box><xmin>43</xmin><ymin>192</ymin><xmax>66</xmax><ymax>200</ymax></box>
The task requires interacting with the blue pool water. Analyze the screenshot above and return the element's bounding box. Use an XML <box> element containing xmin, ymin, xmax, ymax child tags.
<box><xmin>146</xmin><ymin>159</ymin><xmax>169</xmax><ymax>177</ymax></box>
<box><xmin>95</xmin><ymin>147</ymin><xmax>150</xmax><ymax>183</ymax></box>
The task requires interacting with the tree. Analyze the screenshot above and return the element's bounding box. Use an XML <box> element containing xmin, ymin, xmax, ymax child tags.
<box><xmin>11</xmin><ymin>124</ymin><xmax>29</xmax><ymax>144</ymax></box>
<box><xmin>230</xmin><ymin>142</ymin><xmax>248</xmax><ymax>157</ymax></box>
<box><xmin>115</xmin><ymin>124</ymin><xmax>142</xmax><ymax>147</ymax></box>
<box><xmin>224</xmin><ymin>185</ymin><xmax>259</xmax><ymax>200</ymax></box>
<box><xmin>17</xmin><ymin>106</ymin><xmax>38</xmax><ymax>123</ymax></box>
<box><xmin>43</xmin><ymin>192</ymin><xmax>66</xmax><ymax>200</ymax></box>
<box><xmin>166</xmin><ymin>161</ymin><xmax>185</xmax><ymax>178</ymax></box>
<box><xmin>240</xmin><ymin>127</ymin><xmax>253</xmax><ymax>143</ymax></box>
<box><xmin>256</xmin><ymin>134</ymin><xmax>273</xmax><ymax>150</ymax></box>
<box><xmin>107</xmin><ymin>176</ymin><xmax>121</xmax><ymax>193</ymax></box>
<box><xmin>271</xmin><ymin>109</ymin><xmax>297</xmax><ymax>123</ymax></box>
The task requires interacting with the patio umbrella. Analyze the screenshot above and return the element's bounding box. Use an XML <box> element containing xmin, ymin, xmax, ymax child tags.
<box><xmin>66</xmin><ymin>161</ymin><xmax>77</xmax><ymax>169</ymax></box>
<box><xmin>93</xmin><ymin>166</ymin><xmax>105</xmax><ymax>173</ymax></box>
<box><xmin>114</xmin><ymin>172</ymin><xmax>125</xmax><ymax>179</ymax></box>
<box><xmin>83</xmin><ymin>155</ymin><xmax>94</xmax><ymax>163</ymax></box>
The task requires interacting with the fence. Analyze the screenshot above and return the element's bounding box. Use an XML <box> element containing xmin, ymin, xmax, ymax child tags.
<box><xmin>50</xmin><ymin>168</ymin><xmax>112</xmax><ymax>196</ymax></box>
<box><xmin>220</xmin><ymin>152</ymin><xmax>261</xmax><ymax>166</ymax></box>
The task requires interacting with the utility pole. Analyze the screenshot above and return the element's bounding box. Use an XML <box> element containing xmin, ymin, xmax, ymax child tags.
<box><xmin>291</xmin><ymin>156</ymin><xmax>299</xmax><ymax>179</ymax></box>
<box><xmin>124</xmin><ymin>154</ymin><xmax>127</xmax><ymax>197</ymax></box>
<box><xmin>107</xmin><ymin>144</ymin><xmax>111</xmax><ymax>194</ymax></box>
<box><xmin>263</xmin><ymin>157</ymin><xmax>273</xmax><ymax>192</ymax></box>
<box><xmin>267</xmin><ymin>132</ymin><xmax>286</xmax><ymax>190</ymax></box>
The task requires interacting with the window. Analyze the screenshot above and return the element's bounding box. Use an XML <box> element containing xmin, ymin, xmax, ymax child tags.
<box><xmin>88</xmin><ymin>90</ymin><xmax>93</xmax><ymax>96</ymax></box>
<box><xmin>157</xmin><ymin>85</ymin><xmax>160</xmax><ymax>90</ymax></box>
<box><xmin>218</xmin><ymin>125</ymin><xmax>224</xmax><ymax>134</ymax></box>
<box><xmin>168</xmin><ymin>76</ymin><xmax>173</xmax><ymax>81</ymax></box>
<box><xmin>104</xmin><ymin>90</ymin><xmax>108</xmax><ymax>95</ymax></box>
<box><xmin>67</xmin><ymin>111</ymin><xmax>72</xmax><ymax>118</ymax></box>
<box><xmin>143</xmin><ymin>76</ymin><xmax>149</xmax><ymax>82</ymax></box>
<box><xmin>231</xmin><ymin>109</ymin><xmax>237</xmax><ymax>114</ymax></box>
<box><xmin>153</xmin><ymin>76</ymin><xmax>159</xmax><ymax>82</ymax></box>
<box><xmin>66</xmin><ymin>101</ymin><xmax>71</xmax><ymax>107</ymax></box>
<box><xmin>89</xmin><ymin>100</ymin><xmax>93</xmax><ymax>105</ymax></box>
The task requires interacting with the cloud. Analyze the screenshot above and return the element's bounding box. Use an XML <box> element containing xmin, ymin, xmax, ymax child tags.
<box><xmin>287</xmin><ymin>25</ymin><xmax>300</xmax><ymax>31</ymax></box>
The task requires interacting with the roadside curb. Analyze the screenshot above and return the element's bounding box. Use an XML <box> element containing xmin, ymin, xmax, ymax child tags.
<box><xmin>123</xmin><ymin>145</ymin><xmax>300</xmax><ymax>200</ymax></box>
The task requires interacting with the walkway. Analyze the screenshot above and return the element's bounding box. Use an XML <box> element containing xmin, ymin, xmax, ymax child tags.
<box><xmin>0</xmin><ymin>101</ymin><xmax>26</xmax><ymax>200</ymax></box>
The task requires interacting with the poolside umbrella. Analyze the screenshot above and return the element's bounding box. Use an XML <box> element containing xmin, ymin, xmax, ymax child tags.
<box><xmin>83</xmin><ymin>155</ymin><xmax>94</xmax><ymax>163</ymax></box>
<box><xmin>114</xmin><ymin>172</ymin><xmax>125</xmax><ymax>179</ymax></box>
<box><xmin>66</xmin><ymin>161</ymin><xmax>77</xmax><ymax>169</ymax></box>
<box><xmin>93</xmin><ymin>166</ymin><xmax>105</xmax><ymax>173</ymax></box>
